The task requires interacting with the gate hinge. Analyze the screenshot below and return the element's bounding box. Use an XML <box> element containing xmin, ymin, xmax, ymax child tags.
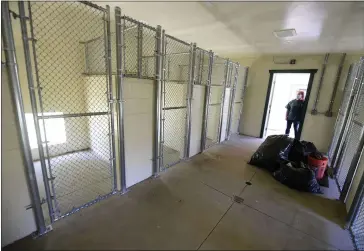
<box><xmin>109</xmin><ymin>99</ymin><xmax>124</xmax><ymax>103</ymax></box>
<box><xmin>25</xmin><ymin>197</ymin><xmax>47</xmax><ymax>210</ymax></box>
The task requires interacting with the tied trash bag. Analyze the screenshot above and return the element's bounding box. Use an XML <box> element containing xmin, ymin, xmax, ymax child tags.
<box><xmin>301</xmin><ymin>141</ymin><xmax>318</xmax><ymax>157</ymax></box>
<box><xmin>280</xmin><ymin>139</ymin><xmax>305</xmax><ymax>163</ymax></box>
<box><xmin>249</xmin><ymin>135</ymin><xmax>293</xmax><ymax>172</ymax></box>
<box><xmin>280</xmin><ymin>140</ymin><xmax>319</xmax><ymax>164</ymax></box>
<box><xmin>273</xmin><ymin>161</ymin><xmax>321</xmax><ymax>193</ymax></box>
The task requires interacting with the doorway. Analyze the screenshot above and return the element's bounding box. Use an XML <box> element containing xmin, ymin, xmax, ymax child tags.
<box><xmin>260</xmin><ymin>70</ymin><xmax>317</xmax><ymax>139</ymax></box>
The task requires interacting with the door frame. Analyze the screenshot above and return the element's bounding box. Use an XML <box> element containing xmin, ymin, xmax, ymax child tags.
<box><xmin>259</xmin><ymin>69</ymin><xmax>318</xmax><ymax>139</ymax></box>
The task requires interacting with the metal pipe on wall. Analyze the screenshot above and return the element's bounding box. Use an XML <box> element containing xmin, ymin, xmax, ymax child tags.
<box><xmin>153</xmin><ymin>25</ymin><xmax>163</xmax><ymax>175</ymax></box>
<box><xmin>18</xmin><ymin>1</ymin><xmax>55</xmax><ymax>222</ymax></box>
<box><xmin>184</xmin><ymin>43</ymin><xmax>196</xmax><ymax>158</ymax></box>
<box><xmin>311</xmin><ymin>53</ymin><xmax>330</xmax><ymax>115</ymax></box>
<box><xmin>326</xmin><ymin>53</ymin><xmax>346</xmax><ymax>117</ymax></box>
<box><xmin>115</xmin><ymin>6</ymin><xmax>126</xmax><ymax>192</ymax></box>
<box><xmin>2</xmin><ymin>1</ymin><xmax>48</xmax><ymax>235</ymax></box>
<box><xmin>200</xmin><ymin>51</ymin><xmax>214</xmax><ymax>152</ymax></box>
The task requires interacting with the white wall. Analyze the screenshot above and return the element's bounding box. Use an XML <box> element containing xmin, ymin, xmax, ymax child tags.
<box><xmin>207</xmin><ymin>86</ymin><xmax>223</xmax><ymax>142</ymax></box>
<box><xmin>220</xmin><ymin>88</ymin><xmax>231</xmax><ymax>141</ymax></box>
<box><xmin>236</xmin><ymin>53</ymin><xmax>364</xmax><ymax>152</ymax></box>
<box><xmin>123</xmin><ymin>78</ymin><xmax>154</xmax><ymax>188</ymax></box>
<box><xmin>189</xmin><ymin>85</ymin><xmax>205</xmax><ymax>156</ymax></box>
<box><xmin>1</xmin><ymin>65</ymin><xmax>37</xmax><ymax>247</ymax></box>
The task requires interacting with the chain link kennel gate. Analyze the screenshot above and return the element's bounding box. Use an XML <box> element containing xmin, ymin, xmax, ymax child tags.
<box><xmin>25</xmin><ymin>2</ymin><xmax>117</xmax><ymax>220</ymax></box>
<box><xmin>160</xmin><ymin>35</ymin><xmax>192</xmax><ymax>169</ymax></box>
<box><xmin>335</xmin><ymin>59</ymin><xmax>364</xmax><ymax>195</ymax></box>
<box><xmin>205</xmin><ymin>55</ymin><xmax>227</xmax><ymax>149</ymax></box>
<box><xmin>328</xmin><ymin>64</ymin><xmax>359</xmax><ymax>170</ymax></box>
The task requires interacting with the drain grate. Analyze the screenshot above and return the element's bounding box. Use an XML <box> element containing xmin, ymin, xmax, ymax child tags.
<box><xmin>233</xmin><ymin>195</ymin><xmax>244</xmax><ymax>204</ymax></box>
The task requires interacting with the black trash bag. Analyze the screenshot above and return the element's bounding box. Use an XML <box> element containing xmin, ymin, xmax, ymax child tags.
<box><xmin>273</xmin><ymin>161</ymin><xmax>321</xmax><ymax>193</ymax></box>
<box><xmin>280</xmin><ymin>139</ymin><xmax>306</xmax><ymax>163</ymax></box>
<box><xmin>249</xmin><ymin>135</ymin><xmax>293</xmax><ymax>172</ymax></box>
<box><xmin>301</xmin><ymin>141</ymin><xmax>318</xmax><ymax>157</ymax></box>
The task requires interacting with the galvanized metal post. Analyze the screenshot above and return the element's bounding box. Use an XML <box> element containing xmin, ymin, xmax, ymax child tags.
<box><xmin>237</xmin><ymin>66</ymin><xmax>248</xmax><ymax>135</ymax></box>
<box><xmin>200</xmin><ymin>51</ymin><xmax>213</xmax><ymax>151</ymax></box>
<box><xmin>27</xmin><ymin>1</ymin><xmax>60</xmax><ymax>219</ymax></box>
<box><xmin>137</xmin><ymin>23</ymin><xmax>143</xmax><ymax>78</ymax></box>
<box><xmin>115</xmin><ymin>6</ymin><xmax>127</xmax><ymax>192</ymax></box>
<box><xmin>218</xmin><ymin>58</ymin><xmax>230</xmax><ymax>142</ymax></box>
<box><xmin>2</xmin><ymin>1</ymin><xmax>48</xmax><ymax>235</ymax></box>
<box><xmin>311</xmin><ymin>53</ymin><xmax>329</xmax><ymax>115</ymax></box>
<box><xmin>326</xmin><ymin>53</ymin><xmax>346</xmax><ymax>117</ymax></box>
<box><xmin>153</xmin><ymin>25</ymin><xmax>163</xmax><ymax>175</ymax></box>
<box><xmin>184</xmin><ymin>43</ymin><xmax>196</xmax><ymax>158</ymax></box>
<box><xmin>18</xmin><ymin>1</ymin><xmax>55</xmax><ymax>222</ymax></box>
<box><xmin>104</xmin><ymin>5</ymin><xmax>118</xmax><ymax>192</ymax></box>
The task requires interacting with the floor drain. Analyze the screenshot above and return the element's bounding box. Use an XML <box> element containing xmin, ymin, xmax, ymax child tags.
<box><xmin>245</xmin><ymin>181</ymin><xmax>252</xmax><ymax>185</ymax></box>
<box><xmin>233</xmin><ymin>195</ymin><xmax>244</xmax><ymax>204</ymax></box>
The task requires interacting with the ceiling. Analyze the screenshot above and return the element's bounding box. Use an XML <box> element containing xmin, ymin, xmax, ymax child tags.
<box><xmin>98</xmin><ymin>1</ymin><xmax>364</xmax><ymax>57</ymax></box>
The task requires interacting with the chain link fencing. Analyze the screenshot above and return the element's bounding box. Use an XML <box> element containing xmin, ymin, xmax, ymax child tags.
<box><xmin>28</xmin><ymin>1</ymin><xmax>115</xmax><ymax>220</ymax></box>
<box><xmin>205</xmin><ymin>55</ymin><xmax>227</xmax><ymax>148</ymax></box>
<box><xmin>230</xmin><ymin>65</ymin><xmax>247</xmax><ymax>135</ymax></box>
<box><xmin>336</xmin><ymin>60</ymin><xmax>364</xmax><ymax>192</ymax></box>
<box><xmin>160</xmin><ymin>35</ymin><xmax>191</xmax><ymax>169</ymax></box>
<box><xmin>328</xmin><ymin>64</ymin><xmax>359</xmax><ymax>169</ymax></box>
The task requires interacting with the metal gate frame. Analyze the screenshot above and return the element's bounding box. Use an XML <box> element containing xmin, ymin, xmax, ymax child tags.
<box><xmin>329</xmin><ymin>63</ymin><xmax>360</xmax><ymax>171</ymax></box>
<box><xmin>3</xmin><ymin>1</ymin><xmax>249</xmax><ymax>236</ymax></box>
<box><xmin>226</xmin><ymin>62</ymin><xmax>240</xmax><ymax>140</ymax></box>
<box><xmin>334</xmin><ymin>58</ymin><xmax>364</xmax><ymax>198</ymax></box>
<box><xmin>21</xmin><ymin>2</ymin><xmax>118</xmax><ymax>221</ymax></box>
<box><xmin>336</xmin><ymin>57</ymin><xmax>364</xmax><ymax>200</ymax></box>
<box><xmin>2</xmin><ymin>1</ymin><xmax>50</xmax><ymax>235</ymax></box>
<box><xmin>159</xmin><ymin>34</ymin><xmax>193</xmax><ymax>170</ymax></box>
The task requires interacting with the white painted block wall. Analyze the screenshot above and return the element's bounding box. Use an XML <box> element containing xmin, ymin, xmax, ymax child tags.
<box><xmin>123</xmin><ymin>78</ymin><xmax>154</xmax><ymax>188</ymax></box>
<box><xmin>1</xmin><ymin>66</ymin><xmax>37</xmax><ymax>247</ymax></box>
<box><xmin>189</xmin><ymin>85</ymin><xmax>205</xmax><ymax>157</ymax></box>
<box><xmin>220</xmin><ymin>88</ymin><xmax>231</xmax><ymax>141</ymax></box>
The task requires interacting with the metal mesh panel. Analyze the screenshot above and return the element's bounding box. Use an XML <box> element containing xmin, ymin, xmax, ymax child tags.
<box><xmin>141</xmin><ymin>26</ymin><xmax>156</xmax><ymax>79</ymax></box>
<box><xmin>351</xmin><ymin>197</ymin><xmax>364</xmax><ymax>250</ymax></box>
<box><xmin>328</xmin><ymin>64</ymin><xmax>358</xmax><ymax>161</ymax></box>
<box><xmin>194</xmin><ymin>48</ymin><xmax>210</xmax><ymax>86</ymax></box>
<box><xmin>29</xmin><ymin>2</ymin><xmax>115</xmax><ymax>219</ymax></box>
<box><xmin>122</xmin><ymin>17</ymin><xmax>138</xmax><ymax>76</ymax></box>
<box><xmin>161</xmin><ymin>36</ymin><xmax>190</xmax><ymax>169</ymax></box>
<box><xmin>211</xmin><ymin>56</ymin><xmax>226</xmax><ymax>86</ymax></box>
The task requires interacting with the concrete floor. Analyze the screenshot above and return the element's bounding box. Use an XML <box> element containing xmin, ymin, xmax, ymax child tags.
<box><xmin>5</xmin><ymin>135</ymin><xmax>353</xmax><ymax>250</ymax></box>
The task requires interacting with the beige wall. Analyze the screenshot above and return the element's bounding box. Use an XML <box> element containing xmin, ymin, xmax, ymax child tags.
<box><xmin>236</xmin><ymin>53</ymin><xmax>364</xmax><ymax>152</ymax></box>
<box><xmin>123</xmin><ymin>78</ymin><xmax>154</xmax><ymax>188</ymax></box>
<box><xmin>1</xmin><ymin>65</ymin><xmax>38</xmax><ymax>247</ymax></box>
<box><xmin>189</xmin><ymin>85</ymin><xmax>205</xmax><ymax>157</ymax></box>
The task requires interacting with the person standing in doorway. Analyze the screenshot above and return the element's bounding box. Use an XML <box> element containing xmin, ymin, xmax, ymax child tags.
<box><xmin>285</xmin><ymin>91</ymin><xmax>305</xmax><ymax>139</ymax></box>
